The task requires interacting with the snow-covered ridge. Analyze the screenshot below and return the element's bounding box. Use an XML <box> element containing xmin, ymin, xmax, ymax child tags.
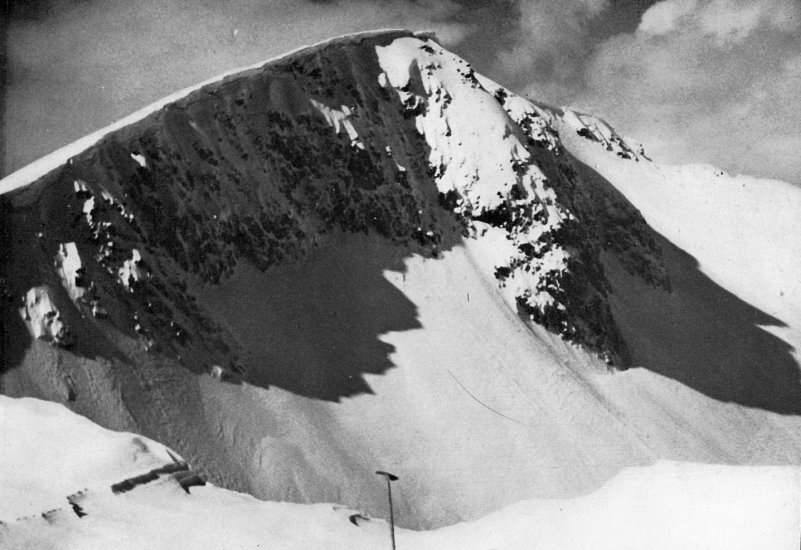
<box><xmin>561</xmin><ymin>109</ymin><xmax>648</xmax><ymax>160</ymax></box>
<box><xmin>0</xmin><ymin>29</ymin><xmax>426</xmax><ymax>196</ymax></box>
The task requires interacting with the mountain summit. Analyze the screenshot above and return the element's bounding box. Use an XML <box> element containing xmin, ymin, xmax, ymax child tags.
<box><xmin>2</xmin><ymin>30</ymin><xmax>800</xmax><ymax>532</ymax></box>
<box><xmin>3</xmin><ymin>30</ymin><xmax>666</xmax><ymax>370</ymax></box>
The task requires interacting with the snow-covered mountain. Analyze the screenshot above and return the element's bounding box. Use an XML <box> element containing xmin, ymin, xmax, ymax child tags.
<box><xmin>1</xmin><ymin>29</ymin><xmax>800</xmax><ymax>544</ymax></box>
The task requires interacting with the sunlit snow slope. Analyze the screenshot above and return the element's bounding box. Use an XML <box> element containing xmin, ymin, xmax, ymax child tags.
<box><xmin>2</xmin><ymin>396</ymin><xmax>798</xmax><ymax>550</ymax></box>
<box><xmin>2</xmin><ymin>29</ymin><xmax>800</xmax><ymax>531</ymax></box>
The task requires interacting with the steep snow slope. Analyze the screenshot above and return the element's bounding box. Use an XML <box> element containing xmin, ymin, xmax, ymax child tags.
<box><xmin>556</xmin><ymin>111</ymin><xmax>801</xmax><ymax>413</ymax></box>
<box><xmin>2</xmin><ymin>396</ymin><xmax>798</xmax><ymax>550</ymax></box>
<box><xmin>2</xmin><ymin>29</ymin><xmax>801</xmax><ymax>531</ymax></box>
<box><xmin>559</xmin><ymin>114</ymin><xmax>801</xmax><ymax>324</ymax></box>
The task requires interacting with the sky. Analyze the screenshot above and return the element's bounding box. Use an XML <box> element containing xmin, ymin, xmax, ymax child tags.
<box><xmin>1</xmin><ymin>0</ymin><xmax>799</xmax><ymax>184</ymax></box>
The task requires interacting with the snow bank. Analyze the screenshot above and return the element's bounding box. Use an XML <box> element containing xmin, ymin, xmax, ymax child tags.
<box><xmin>413</xmin><ymin>461</ymin><xmax>800</xmax><ymax>550</ymax></box>
<box><xmin>0</xmin><ymin>396</ymin><xmax>176</xmax><ymax>521</ymax></box>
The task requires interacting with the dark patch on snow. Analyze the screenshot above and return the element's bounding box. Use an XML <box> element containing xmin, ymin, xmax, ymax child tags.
<box><xmin>110</xmin><ymin>462</ymin><xmax>205</xmax><ymax>495</ymax></box>
<box><xmin>69</xmin><ymin>502</ymin><xmax>87</xmax><ymax>518</ymax></box>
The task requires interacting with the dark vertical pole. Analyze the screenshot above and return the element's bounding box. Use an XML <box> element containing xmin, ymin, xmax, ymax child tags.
<box><xmin>376</xmin><ymin>470</ymin><xmax>399</xmax><ymax>550</ymax></box>
<box><xmin>0</xmin><ymin>0</ymin><xmax>10</xmax><ymax>178</ymax></box>
<box><xmin>385</xmin><ymin>475</ymin><xmax>396</xmax><ymax>550</ymax></box>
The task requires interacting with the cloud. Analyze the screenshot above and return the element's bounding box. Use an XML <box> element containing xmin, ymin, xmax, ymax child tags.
<box><xmin>491</xmin><ymin>0</ymin><xmax>801</xmax><ymax>184</ymax></box>
<box><xmin>571</xmin><ymin>0</ymin><xmax>801</xmax><ymax>183</ymax></box>
<box><xmin>638</xmin><ymin>0</ymin><xmax>795</xmax><ymax>43</ymax></box>
<box><xmin>3</xmin><ymin>0</ymin><xmax>470</xmax><ymax>174</ymax></box>
<box><xmin>637</xmin><ymin>0</ymin><xmax>697</xmax><ymax>36</ymax></box>
<box><xmin>495</xmin><ymin>0</ymin><xmax>609</xmax><ymax>102</ymax></box>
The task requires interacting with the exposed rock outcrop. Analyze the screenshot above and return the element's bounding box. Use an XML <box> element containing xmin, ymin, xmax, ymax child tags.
<box><xmin>19</xmin><ymin>286</ymin><xmax>71</xmax><ymax>346</ymax></box>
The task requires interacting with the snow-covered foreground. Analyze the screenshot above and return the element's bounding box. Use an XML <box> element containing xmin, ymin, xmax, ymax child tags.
<box><xmin>1</xmin><ymin>395</ymin><xmax>798</xmax><ymax>549</ymax></box>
